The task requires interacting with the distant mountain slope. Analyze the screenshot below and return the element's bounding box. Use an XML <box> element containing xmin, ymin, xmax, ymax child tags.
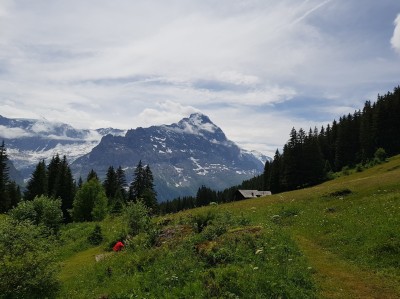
<box><xmin>0</xmin><ymin>115</ymin><xmax>125</xmax><ymax>179</ymax></box>
<box><xmin>0</xmin><ymin>114</ymin><xmax>270</xmax><ymax>200</ymax></box>
<box><xmin>72</xmin><ymin>113</ymin><xmax>268</xmax><ymax>201</ymax></box>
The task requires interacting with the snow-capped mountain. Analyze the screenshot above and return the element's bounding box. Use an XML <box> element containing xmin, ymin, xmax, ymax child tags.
<box><xmin>0</xmin><ymin>115</ymin><xmax>125</xmax><ymax>180</ymax></box>
<box><xmin>1</xmin><ymin>113</ymin><xmax>269</xmax><ymax>201</ymax></box>
<box><xmin>72</xmin><ymin>113</ymin><xmax>267</xmax><ymax>201</ymax></box>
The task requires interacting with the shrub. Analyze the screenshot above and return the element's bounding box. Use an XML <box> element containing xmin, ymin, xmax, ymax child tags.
<box><xmin>88</xmin><ymin>224</ymin><xmax>104</xmax><ymax>245</ymax></box>
<box><xmin>0</xmin><ymin>218</ymin><xmax>60</xmax><ymax>298</ymax></box>
<box><xmin>124</xmin><ymin>200</ymin><xmax>151</xmax><ymax>236</ymax></box>
<box><xmin>374</xmin><ymin>148</ymin><xmax>387</xmax><ymax>162</ymax></box>
<box><xmin>326</xmin><ymin>188</ymin><xmax>352</xmax><ymax>198</ymax></box>
<box><xmin>341</xmin><ymin>166</ymin><xmax>350</xmax><ymax>176</ymax></box>
<box><xmin>9</xmin><ymin>195</ymin><xmax>63</xmax><ymax>234</ymax></box>
<box><xmin>191</xmin><ymin>210</ymin><xmax>216</xmax><ymax>233</ymax></box>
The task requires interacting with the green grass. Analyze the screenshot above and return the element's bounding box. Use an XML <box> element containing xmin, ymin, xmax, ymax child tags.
<box><xmin>56</xmin><ymin>155</ymin><xmax>400</xmax><ymax>298</ymax></box>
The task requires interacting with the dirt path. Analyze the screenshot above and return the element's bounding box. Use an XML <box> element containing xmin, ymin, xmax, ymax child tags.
<box><xmin>295</xmin><ymin>235</ymin><xmax>400</xmax><ymax>299</ymax></box>
<box><xmin>59</xmin><ymin>246</ymin><xmax>104</xmax><ymax>281</ymax></box>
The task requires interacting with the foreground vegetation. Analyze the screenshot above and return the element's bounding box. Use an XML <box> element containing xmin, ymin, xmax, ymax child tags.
<box><xmin>1</xmin><ymin>155</ymin><xmax>399</xmax><ymax>298</ymax></box>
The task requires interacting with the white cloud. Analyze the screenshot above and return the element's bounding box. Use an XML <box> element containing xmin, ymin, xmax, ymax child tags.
<box><xmin>0</xmin><ymin>126</ymin><xmax>33</xmax><ymax>139</ymax></box>
<box><xmin>391</xmin><ymin>14</ymin><xmax>400</xmax><ymax>54</ymax></box>
<box><xmin>138</xmin><ymin>101</ymin><xmax>200</xmax><ymax>127</ymax></box>
<box><xmin>0</xmin><ymin>0</ymin><xmax>400</xmax><ymax>154</ymax></box>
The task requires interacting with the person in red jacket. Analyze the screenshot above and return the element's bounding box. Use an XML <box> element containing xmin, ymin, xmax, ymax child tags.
<box><xmin>113</xmin><ymin>241</ymin><xmax>124</xmax><ymax>252</ymax></box>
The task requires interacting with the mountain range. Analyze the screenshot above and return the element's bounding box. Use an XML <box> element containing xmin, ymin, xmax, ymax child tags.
<box><xmin>0</xmin><ymin>113</ymin><xmax>269</xmax><ymax>201</ymax></box>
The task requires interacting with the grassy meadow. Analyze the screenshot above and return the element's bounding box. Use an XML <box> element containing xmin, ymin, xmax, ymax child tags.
<box><xmin>39</xmin><ymin>155</ymin><xmax>400</xmax><ymax>298</ymax></box>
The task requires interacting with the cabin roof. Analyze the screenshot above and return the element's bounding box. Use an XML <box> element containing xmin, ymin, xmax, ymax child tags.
<box><xmin>236</xmin><ymin>190</ymin><xmax>271</xmax><ymax>198</ymax></box>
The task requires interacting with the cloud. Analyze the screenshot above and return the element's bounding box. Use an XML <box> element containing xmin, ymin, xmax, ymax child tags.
<box><xmin>138</xmin><ymin>101</ymin><xmax>200</xmax><ymax>127</ymax></box>
<box><xmin>391</xmin><ymin>14</ymin><xmax>400</xmax><ymax>54</ymax></box>
<box><xmin>0</xmin><ymin>1</ymin><xmax>400</xmax><ymax>155</ymax></box>
<box><xmin>0</xmin><ymin>126</ymin><xmax>33</xmax><ymax>139</ymax></box>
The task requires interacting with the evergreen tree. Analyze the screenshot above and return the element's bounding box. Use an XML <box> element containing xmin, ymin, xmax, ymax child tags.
<box><xmin>24</xmin><ymin>160</ymin><xmax>48</xmax><ymax>201</ymax></box>
<box><xmin>142</xmin><ymin>165</ymin><xmax>157</xmax><ymax>212</ymax></box>
<box><xmin>196</xmin><ymin>185</ymin><xmax>217</xmax><ymax>206</ymax></box>
<box><xmin>103</xmin><ymin>166</ymin><xmax>128</xmax><ymax>213</ymax></box>
<box><xmin>86</xmin><ymin>169</ymin><xmax>99</xmax><ymax>182</ymax></box>
<box><xmin>103</xmin><ymin>166</ymin><xmax>118</xmax><ymax>201</ymax></box>
<box><xmin>47</xmin><ymin>154</ymin><xmax>61</xmax><ymax>198</ymax></box>
<box><xmin>129</xmin><ymin>161</ymin><xmax>157</xmax><ymax>211</ymax></box>
<box><xmin>263</xmin><ymin>160</ymin><xmax>272</xmax><ymax>190</ymax></box>
<box><xmin>116</xmin><ymin>166</ymin><xmax>128</xmax><ymax>201</ymax></box>
<box><xmin>58</xmin><ymin>156</ymin><xmax>75</xmax><ymax>222</ymax></box>
<box><xmin>282</xmin><ymin>128</ymin><xmax>302</xmax><ymax>190</ymax></box>
<box><xmin>359</xmin><ymin>101</ymin><xmax>375</xmax><ymax>161</ymax></box>
<box><xmin>7</xmin><ymin>181</ymin><xmax>21</xmax><ymax>209</ymax></box>
<box><xmin>77</xmin><ymin>177</ymin><xmax>83</xmax><ymax>189</ymax></box>
<box><xmin>302</xmin><ymin>129</ymin><xmax>325</xmax><ymax>185</ymax></box>
<box><xmin>0</xmin><ymin>141</ymin><xmax>10</xmax><ymax>213</ymax></box>
<box><xmin>270</xmin><ymin>149</ymin><xmax>282</xmax><ymax>194</ymax></box>
<box><xmin>45</xmin><ymin>155</ymin><xmax>75</xmax><ymax>221</ymax></box>
<box><xmin>129</xmin><ymin>160</ymin><xmax>145</xmax><ymax>201</ymax></box>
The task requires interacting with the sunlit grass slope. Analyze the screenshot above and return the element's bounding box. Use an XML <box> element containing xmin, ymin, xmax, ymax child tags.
<box><xmin>58</xmin><ymin>155</ymin><xmax>400</xmax><ymax>298</ymax></box>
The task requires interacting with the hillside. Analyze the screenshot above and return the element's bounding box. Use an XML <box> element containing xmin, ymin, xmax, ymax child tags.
<box><xmin>54</xmin><ymin>155</ymin><xmax>400</xmax><ymax>298</ymax></box>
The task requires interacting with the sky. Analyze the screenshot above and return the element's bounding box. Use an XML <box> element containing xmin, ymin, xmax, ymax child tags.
<box><xmin>0</xmin><ymin>0</ymin><xmax>400</xmax><ymax>157</ymax></box>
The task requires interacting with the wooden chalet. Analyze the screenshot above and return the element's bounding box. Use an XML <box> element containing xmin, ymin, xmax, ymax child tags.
<box><xmin>234</xmin><ymin>189</ymin><xmax>272</xmax><ymax>201</ymax></box>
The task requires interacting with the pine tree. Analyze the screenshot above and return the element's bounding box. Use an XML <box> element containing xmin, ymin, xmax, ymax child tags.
<box><xmin>302</xmin><ymin>129</ymin><xmax>325</xmax><ymax>185</ymax></box>
<box><xmin>58</xmin><ymin>156</ymin><xmax>75</xmax><ymax>222</ymax></box>
<box><xmin>77</xmin><ymin>177</ymin><xmax>83</xmax><ymax>189</ymax></box>
<box><xmin>129</xmin><ymin>160</ymin><xmax>145</xmax><ymax>201</ymax></box>
<box><xmin>282</xmin><ymin>128</ymin><xmax>302</xmax><ymax>190</ymax></box>
<box><xmin>143</xmin><ymin>165</ymin><xmax>157</xmax><ymax>212</ymax></box>
<box><xmin>86</xmin><ymin>169</ymin><xmax>99</xmax><ymax>182</ymax></box>
<box><xmin>116</xmin><ymin>166</ymin><xmax>127</xmax><ymax>201</ymax></box>
<box><xmin>128</xmin><ymin>161</ymin><xmax>158</xmax><ymax>211</ymax></box>
<box><xmin>270</xmin><ymin>149</ymin><xmax>282</xmax><ymax>194</ymax></box>
<box><xmin>103</xmin><ymin>166</ymin><xmax>118</xmax><ymax>200</ymax></box>
<box><xmin>47</xmin><ymin>154</ymin><xmax>61</xmax><ymax>198</ymax></box>
<box><xmin>24</xmin><ymin>160</ymin><xmax>48</xmax><ymax>201</ymax></box>
<box><xmin>46</xmin><ymin>154</ymin><xmax>75</xmax><ymax>222</ymax></box>
<box><xmin>359</xmin><ymin>101</ymin><xmax>375</xmax><ymax>162</ymax></box>
<box><xmin>0</xmin><ymin>141</ymin><xmax>10</xmax><ymax>213</ymax></box>
<box><xmin>7</xmin><ymin>181</ymin><xmax>21</xmax><ymax>209</ymax></box>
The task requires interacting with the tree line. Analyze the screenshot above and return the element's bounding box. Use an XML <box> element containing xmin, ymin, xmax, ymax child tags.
<box><xmin>0</xmin><ymin>148</ymin><xmax>158</xmax><ymax>221</ymax></box>
<box><xmin>1</xmin><ymin>86</ymin><xmax>399</xmax><ymax>216</ymax></box>
<box><xmin>160</xmin><ymin>86</ymin><xmax>400</xmax><ymax>213</ymax></box>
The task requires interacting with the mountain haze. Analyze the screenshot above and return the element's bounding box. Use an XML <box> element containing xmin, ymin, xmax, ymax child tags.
<box><xmin>0</xmin><ymin>115</ymin><xmax>125</xmax><ymax>179</ymax></box>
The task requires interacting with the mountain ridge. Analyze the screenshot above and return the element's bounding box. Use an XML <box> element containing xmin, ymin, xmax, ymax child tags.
<box><xmin>0</xmin><ymin>113</ymin><xmax>270</xmax><ymax>200</ymax></box>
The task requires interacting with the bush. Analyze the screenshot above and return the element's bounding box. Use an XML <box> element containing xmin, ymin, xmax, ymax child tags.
<box><xmin>341</xmin><ymin>166</ymin><xmax>350</xmax><ymax>176</ymax></box>
<box><xmin>191</xmin><ymin>210</ymin><xmax>216</xmax><ymax>233</ymax></box>
<box><xmin>88</xmin><ymin>224</ymin><xmax>104</xmax><ymax>245</ymax></box>
<box><xmin>9</xmin><ymin>196</ymin><xmax>63</xmax><ymax>234</ymax></box>
<box><xmin>0</xmin><ymin>218</ymin><xmax>60</xmax><ymax>298</ymax></box>
<box><xmin>124</xmin><ymin>201</ymin><xmax>151</xmax><ymax>236</ymax></box>
<box><xmin>374</xmin><ymin>148</ymin><xmax>387</xmax><ymax>162</ymax></box>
